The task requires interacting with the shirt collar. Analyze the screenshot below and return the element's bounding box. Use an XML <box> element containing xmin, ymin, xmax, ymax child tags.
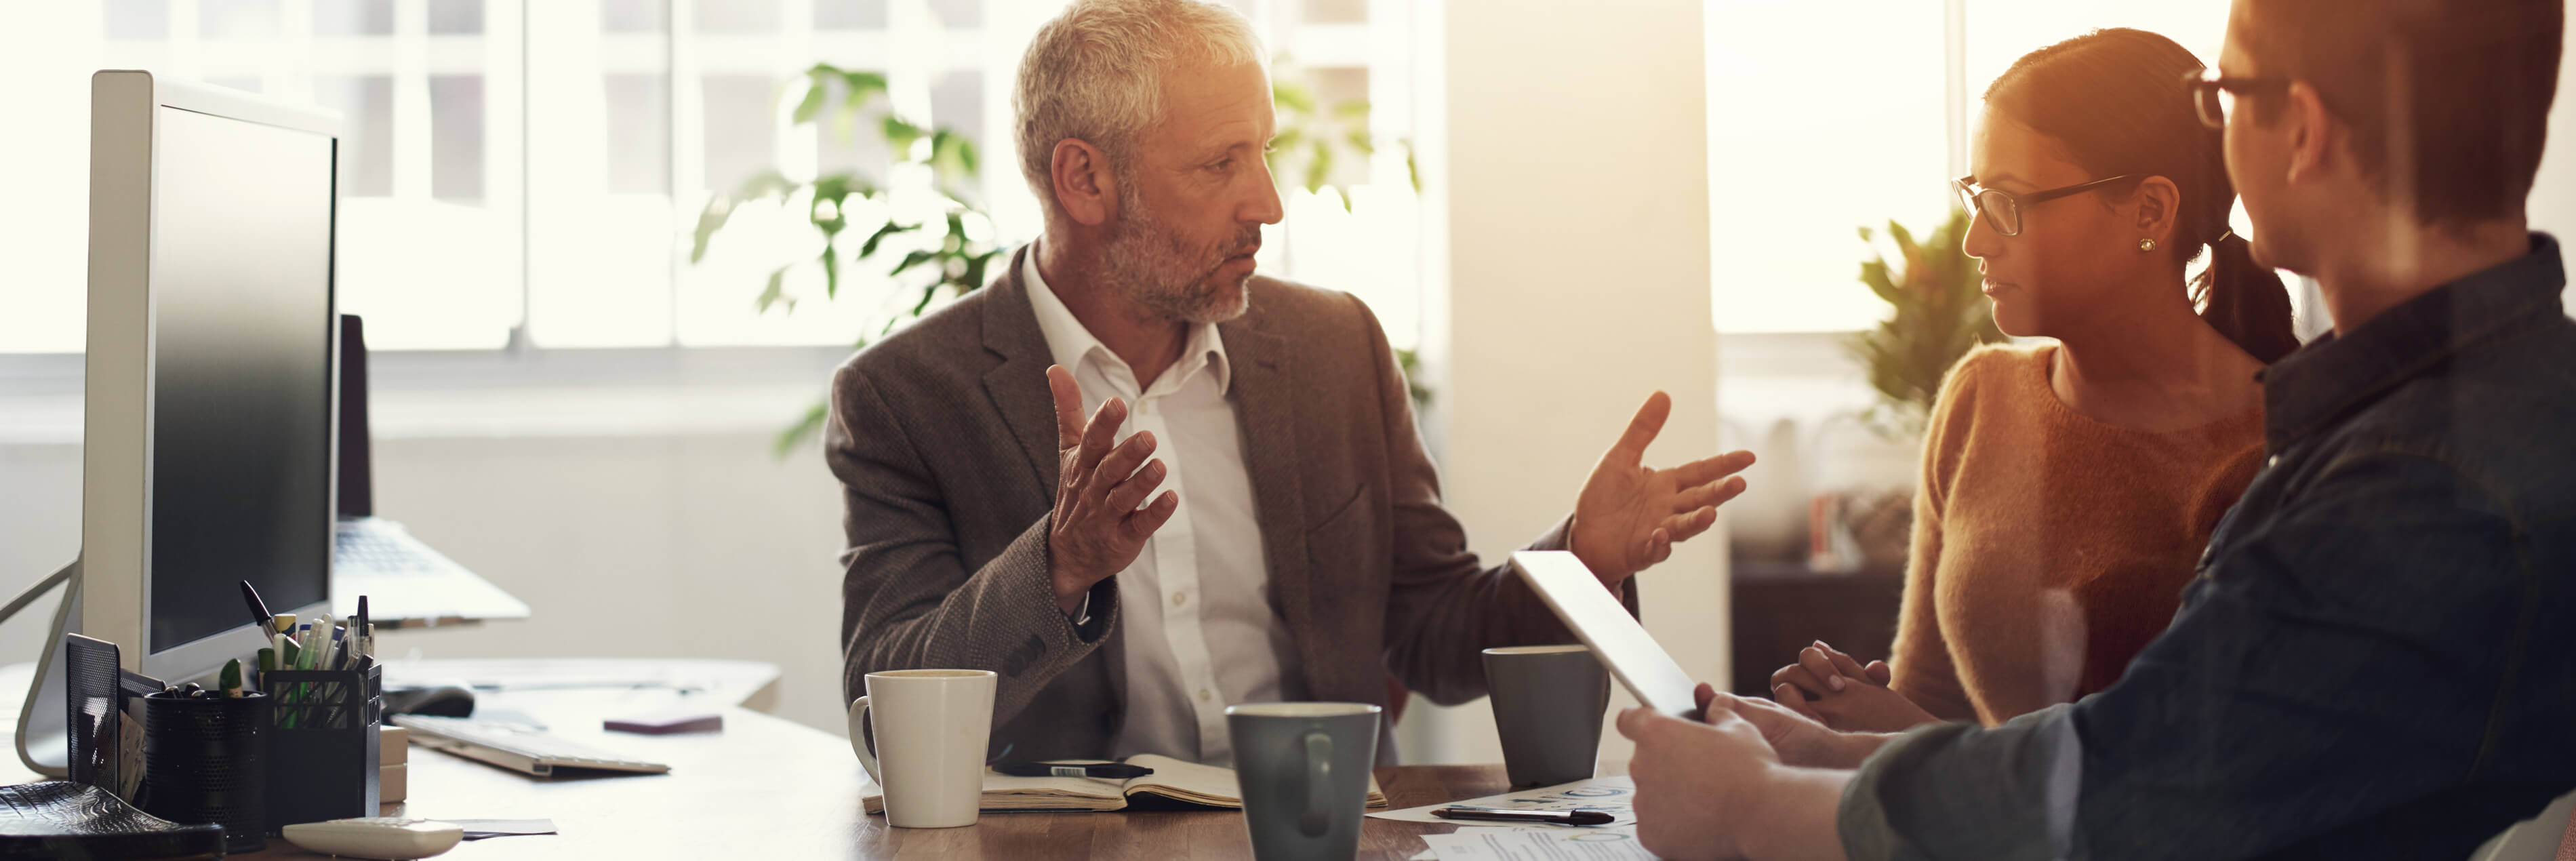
<box><xmin>2259</xmin><ymin>232</ymin><xmax>2566</xmax><ymax>452</ymax></box>
<box><xmin>1020</xmin><ymin>241</ymin><xmax>1232</xmax><ymax>395</ymax></box>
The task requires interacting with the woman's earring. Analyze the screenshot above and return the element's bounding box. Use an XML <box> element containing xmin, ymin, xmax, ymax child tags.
<box><xmin>2139</xmin><ymin>238</ymin><xmax>2157</xmax><ymax>252</ymax></box>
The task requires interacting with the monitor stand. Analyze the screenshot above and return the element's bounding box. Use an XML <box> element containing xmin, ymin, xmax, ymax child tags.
<box><xmin>15</xmin><ymin>561</ymin><xmax>78</xmax><ymax>777</ymax></box>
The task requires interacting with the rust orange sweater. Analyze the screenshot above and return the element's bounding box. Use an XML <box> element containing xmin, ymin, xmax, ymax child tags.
<box><xmin>1889</xmin><ymin>344</ymin><xmax>2265</xmax><ymax>725</ymax></box>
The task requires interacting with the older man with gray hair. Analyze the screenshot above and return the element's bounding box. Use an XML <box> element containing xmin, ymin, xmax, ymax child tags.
<box><xmin>829</xmin><ymin>0</ymin><xmax>1754</xmax><ymax>765</ymax></box>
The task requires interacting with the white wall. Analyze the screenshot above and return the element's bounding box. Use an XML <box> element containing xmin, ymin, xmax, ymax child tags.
<box><xmin>0</xmin><ymin>414</ymin><xmax>856</xmax><ymax>738</ymax></box>
<box><xmin>2534</xmin><ymin>0</ymin><xmax>2576</xmax><ymax>317</ymax></box>
<box><xmin>1402</xmin><ymin>0</ymin><xmax>1723</xmax><ymax>769</ymax></box>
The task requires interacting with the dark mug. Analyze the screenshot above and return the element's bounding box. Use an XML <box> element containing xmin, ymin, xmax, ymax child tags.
<box><xmin>1483</xmin><ymin>645</ymin><xmax>1610</xmax><ymax>786</ymax></box>
<box><xmin>1226</xmin><ymin>702</ymin><xmax>1381</xmax><ymax>861</ymax></box>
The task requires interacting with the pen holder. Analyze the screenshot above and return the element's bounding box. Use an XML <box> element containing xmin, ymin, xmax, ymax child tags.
<box><xmin>140</xmin><ymin>691</ymin><xmax>270</xmax><ymax>854</ymax></box>
<box><xmin>262</xmin><ymin>664</ymin><xmax>382</xmax><ymax>833</ymax></box>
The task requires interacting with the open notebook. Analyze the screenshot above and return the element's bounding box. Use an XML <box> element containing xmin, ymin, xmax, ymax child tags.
<box><xmin>862</xmin><ymin>754</ymin><xmax>1390</xmax><ymax>814</ymax></box>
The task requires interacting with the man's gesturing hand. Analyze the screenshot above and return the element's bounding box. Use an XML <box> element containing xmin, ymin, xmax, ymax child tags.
<box><xmin>1569</xmin><ymin>391</ymin><xmax>1756</xmax><ymax>584</ymax></box>
<box><xmin>1045</xmin><ymin>365</ymin><xmax>1179</xmax><ymax>615</ymax></box>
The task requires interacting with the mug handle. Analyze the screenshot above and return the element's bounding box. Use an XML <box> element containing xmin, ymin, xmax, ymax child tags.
<box><xmin>1298</xmin><ymin>731</ymin><xmax>1333</xmax><ymax>837</ymax></box>
<box><xmin>847</xmin><ymin>696</ymin><xmax>883</xmax><ymax>786</ymax></box>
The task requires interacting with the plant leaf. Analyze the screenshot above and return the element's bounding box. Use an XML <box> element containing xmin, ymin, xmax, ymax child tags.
<box><xmin>883</xmin><ymin>116</ymin><xmax>924</xmax><ymax>154</ymax></box>
<box><xmin>839</xmin><ymin>70</ymin><xmax>887</xmax><ymax>106</ymax></box>
<box><xmin>820</xmin><ymin>243</ymin><xmax>841</xmax><ymax>299</ymax></box>
<box><xmin>738</xmin><ymin>169</ymin><xmax>797</xmax><ymax>201</ymax></box>
<box><xmin>1887</xmin><ymin>220</ymin><xmax>1919</xmax><ymax>258</ymax></box>
<box><xmin>689</xmin><ymin>199</ymin><xmax>734</xmax><ymax>264</ymax></box>
<box><xmin>792</xmin><ymin>79</ymin><xmax>830</xmax><ymax>125</ymax></box>
<box><xmin>858</xmin><ymin>221</ymin><xmax>916</xmax><ymax>258</ymax></box>
<box><xmin>772</xmin><ymin>400</ymin><xmax>830</xmax><ymax>459</ymax></box>
<box><xmin>929</xmin><ymin>129</ymin><xmax>972</xmax><ymax>186</ymax></box>
<box><xmin>891</xmin><ymin>249</ymin><xmax>935</xmax><ymax>277</ymax></box>
<box><xmin>1272</xmin><ymin>79</ymin><xmax>1316</xmax><ymax>113</ymax></box>
<box><xmin>1333</xmin><ymin>99</ymin><xmax>1372</xmax><ymax>120</ymax></box>
<box><xmin>754</xmin><ymin>265</ymin><xmax>790</xmax><ymax>313</ymax></box>
<box><xmin>1305</xmin><ymin>138</ymin><xmax>1332</xmax><ymax>193</ymax></box>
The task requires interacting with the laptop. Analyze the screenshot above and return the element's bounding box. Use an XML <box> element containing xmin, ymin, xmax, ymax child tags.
<box><xmin>334</xmin><ymin>315</ymin><xmax>532</xmax><ymax>626</ymax></box>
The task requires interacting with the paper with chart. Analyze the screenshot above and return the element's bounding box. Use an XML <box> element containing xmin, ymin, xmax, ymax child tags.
<box><xmin>1420</xmin><ymin>825</ymin><xmax>1655</xmax><ymax>861</ymax></box>
<box><xmin>1370</xmin><ymin>776</ymin><xmax>1638</xmax><ymax>826</ymax></box>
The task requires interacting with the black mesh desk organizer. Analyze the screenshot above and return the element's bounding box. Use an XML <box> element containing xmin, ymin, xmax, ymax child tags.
<box><xmin>261</xmin><ymin>663</ymin><xmax>382</xmax><ymax>833</ymax></box>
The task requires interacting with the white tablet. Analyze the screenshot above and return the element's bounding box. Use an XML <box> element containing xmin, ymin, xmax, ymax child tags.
<box><xmin>1510</xmin><ymin>551</ymin><xmax>1703</xmax><ymax>717</ymax></box>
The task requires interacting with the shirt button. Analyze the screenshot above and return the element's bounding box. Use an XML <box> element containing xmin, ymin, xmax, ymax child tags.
<box><xmin>1172</xmin><ymin>591</ymin><xmax>1187</xmax><ymax>607</ymax></box>
<box><xmin>1198</xmin><ymin>688</ymin><xmax>1213</xmax><ymax>702</ymax></box>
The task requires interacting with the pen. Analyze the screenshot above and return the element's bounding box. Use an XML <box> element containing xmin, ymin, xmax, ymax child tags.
<box><xmin>354</xmin><ymin>596</ymin><xmax>369</xmax><ymax>664</ymax></box>
<box><xmin>991</xmin><ymin>762</ymin><xmax>1156</xmax><ymax>780</ymax></box>
<box><xmin>220</xmin><ymin>659</ymin><xmax>243</xmax><ymax>698</ymax></box>
<box><xmin>302</xmin><ymin>615</ymin><xmax>331</xmax><ymax>669</ymax></box>
<box><xmin>239</xmin><ymin>581</ymin><xmax>275</xmax><ymax>636</ymax></box>
<box><xmin>1430</xmin><ymin>807</ymin><xmax>1617</xmax><ymax>826</ymax></box>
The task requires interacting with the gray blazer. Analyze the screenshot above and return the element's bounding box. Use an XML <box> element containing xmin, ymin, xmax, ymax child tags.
<box><xmin>828</xmin><ymin>245</ymin><xmax>1630</xmax><ymax>761</ymax></box>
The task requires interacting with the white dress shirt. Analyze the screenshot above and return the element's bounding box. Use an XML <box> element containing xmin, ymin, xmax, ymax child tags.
<box><xmin>1022</xmin><ymin>246</ymin><xmax>1306</xmax><ymax>765</ymax></box>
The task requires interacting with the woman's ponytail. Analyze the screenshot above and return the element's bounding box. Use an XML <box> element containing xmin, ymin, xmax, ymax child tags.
<box><xmin>2192</xmin><ymin>231</ymin><xmax>2297</xmax><ymax>363</ymax></box>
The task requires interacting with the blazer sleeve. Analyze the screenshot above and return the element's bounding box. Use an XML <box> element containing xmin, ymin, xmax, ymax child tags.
<box><xmin>828</xmin><ymin>362</ymin><xmax>1116</xmax><ymax>726</ymax></box>
<box><xmin>1349</xmin><ymin>294</ymin><xmax>1641</xmax><ymax>706</ymax></box>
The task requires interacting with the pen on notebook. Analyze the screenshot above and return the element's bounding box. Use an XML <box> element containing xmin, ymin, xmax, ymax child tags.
<box><xmin>239</xmin><ymin>581</ymin><xmax>274</xmax><ymax>636</ymax></box>
<box><xmin>1430</xmin><ymin>807</ymin><xmax>1617</xmax><ymax>826</ymax></box>
<box><xmin>991</xmin><ymin>762</ymin><xmax>1156</xmax><ymax>780</ymax></box>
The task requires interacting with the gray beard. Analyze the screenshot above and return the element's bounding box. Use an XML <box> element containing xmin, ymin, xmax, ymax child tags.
<box><xmin>1101</xmin><ymin>193</ymin><xmax>1255</xmax><ymax>325</ymax></box>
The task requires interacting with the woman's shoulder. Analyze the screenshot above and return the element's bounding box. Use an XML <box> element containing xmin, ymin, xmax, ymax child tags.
<box><xmin>1929</xmin><ymin>343</ymin><xmax>2047</xmax><ymax>422</ymax></box>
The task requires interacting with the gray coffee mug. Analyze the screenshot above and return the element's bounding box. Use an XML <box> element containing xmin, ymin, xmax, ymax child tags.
<box><xmin>1225</xmin><ymin>702</ymin><xmax>1382</xmax><ymax>861</ymax></box>
<box><xmin>1483</xmin><ymin>644</ymin><xmax>1611</xmax><ymax>786</ymax></box>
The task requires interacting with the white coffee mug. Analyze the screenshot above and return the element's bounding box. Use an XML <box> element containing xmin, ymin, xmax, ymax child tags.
<box><xmin>847</xmin><ymin>668</ymin><xmax>997</xmax><ymax>828</ymax></box>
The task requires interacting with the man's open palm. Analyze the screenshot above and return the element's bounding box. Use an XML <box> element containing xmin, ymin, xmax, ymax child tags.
<box><xmin>1569</xmin><ymin>391</ymin><xmax>1754</xmax><ymax>584</ymax></box>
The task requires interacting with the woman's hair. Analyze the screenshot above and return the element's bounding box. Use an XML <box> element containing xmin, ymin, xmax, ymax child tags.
<box><xmin>1986</xmin><ymin>28</ymin><xmax>2298</xmax><ymax>363</ymax></box>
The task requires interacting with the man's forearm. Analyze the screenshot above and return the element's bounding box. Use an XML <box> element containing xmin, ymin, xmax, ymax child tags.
<box><xmin>1742</xmin><ymin>766</ymin><xmax>1855</xmax><ymax>861</ymax></box>
<box><xmin>1828</xmin><ymin>732</ymin><xmax>1899</xmax><ymax>769</ymax></box>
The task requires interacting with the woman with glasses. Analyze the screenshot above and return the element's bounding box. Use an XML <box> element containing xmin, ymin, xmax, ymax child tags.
<box><xmin>1769</xmin><ymin>28</ymin><xmax>2296</xmax><ymax>734</ymax></box>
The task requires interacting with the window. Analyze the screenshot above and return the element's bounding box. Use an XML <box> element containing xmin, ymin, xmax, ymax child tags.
<box><xmin>3</xmin><ymin>0</ymin><xmax>1426</xmax><ymax>357</ymax></box>
<box><xmin>3</xmin><ymin>0</ymin><xmax>523</xmax><ymax>353</ymax></box>
<box><xmin>1709</xmin><ymin>0</ymin><xmax>2249</xmax><ymax>334</ymax></box>
<box><xmin>1706</xmin><ymin>1</ymin><xmax>1952</xmax><ymax>334</ymax></box>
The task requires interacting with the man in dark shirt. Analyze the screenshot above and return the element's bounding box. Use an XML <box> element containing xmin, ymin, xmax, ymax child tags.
<box><xmin>1614</xmin><ymin>1</ymin><xmax>2576</xmax><ymax>858</ymax></box>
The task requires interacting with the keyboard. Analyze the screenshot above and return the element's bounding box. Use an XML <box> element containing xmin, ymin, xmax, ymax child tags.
<box><xmin>335</xmin><ymin>523</ymin><xmax>444</xmax><ymax>575</ymax></box>
<box><xmin>390</xmin><ymin>715</ymin><xmax>670</xmax><ymax>778</ymax></box>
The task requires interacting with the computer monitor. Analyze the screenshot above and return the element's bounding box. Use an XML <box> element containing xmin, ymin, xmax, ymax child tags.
<box><xmin>17</xmin><ymin>71</ymin><xmax>342</xmax><ymax>774</ymax></box>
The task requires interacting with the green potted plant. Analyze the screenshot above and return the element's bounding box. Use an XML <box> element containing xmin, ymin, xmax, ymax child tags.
<box><xmin>1845</xmin><ymin>207</ymin><xmax>2005</xmax><ymax>440</ymax></box>
<box><xmin>1819</xmin><ymin>207</ymin><xmax>2003</xmax><ymax>567</ymax></box>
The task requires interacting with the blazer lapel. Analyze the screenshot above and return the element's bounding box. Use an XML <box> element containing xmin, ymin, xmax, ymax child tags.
<box><xmin>980</xmin><ymin>243</ymin><xmax>1127</xmax><ymax>721</ymax></box>
<box><xmin>981</xmin><ymin>245</ymin><xmax>1063</xmax><ymax>497</ymax></box>
<box><xmin>1218</xmin><ymin>314</ymin><xmax>1319</xmax><ymax>687</ymax></box>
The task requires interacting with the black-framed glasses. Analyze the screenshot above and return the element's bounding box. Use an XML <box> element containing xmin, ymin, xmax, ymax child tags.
<box><xmin>1951</xmin><ymin>174</ymin><xmax>2139</xmax><ymax>237</ymax></box>
<box><xmin>2185</xmin><ymin>67</ymin><xmax>2291</xmax><ymax>131</ymax></box>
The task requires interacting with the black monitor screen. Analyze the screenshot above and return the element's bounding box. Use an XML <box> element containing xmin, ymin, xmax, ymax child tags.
<box><xmin>148</xmin><ymin>104</ymin><xmax>336</xmax><ymax>652</ymax></box>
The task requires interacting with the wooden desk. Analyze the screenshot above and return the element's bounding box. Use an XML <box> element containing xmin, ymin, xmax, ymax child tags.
<box><xmin>0</xmin><ymin>663</ymin><xmax>1512</xmax><ymax>859</ymax></box>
